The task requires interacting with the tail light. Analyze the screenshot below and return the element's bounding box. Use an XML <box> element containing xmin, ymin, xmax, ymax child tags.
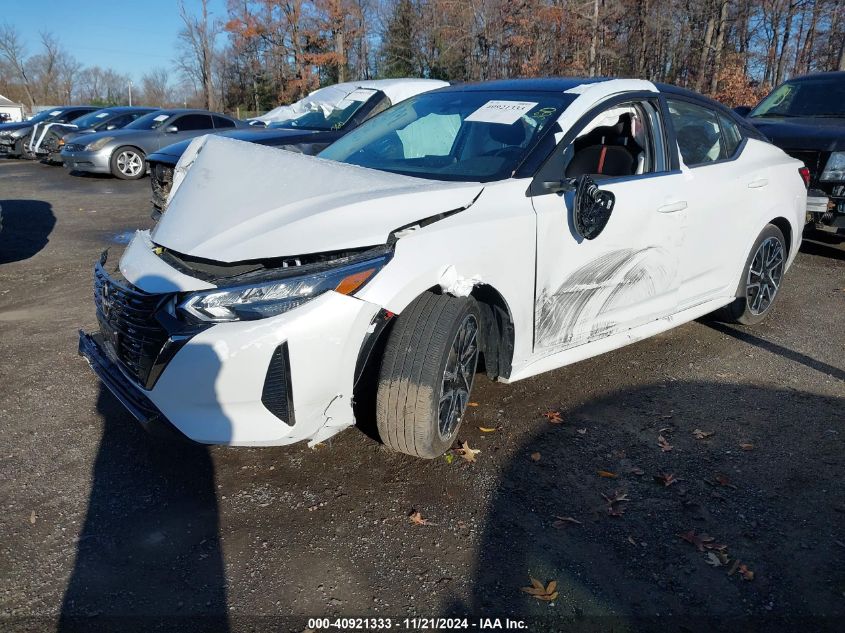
<box><xmin>798</xmin><ymin>166</ymin><xmax>810</xmax><ymax>188</ymax></box>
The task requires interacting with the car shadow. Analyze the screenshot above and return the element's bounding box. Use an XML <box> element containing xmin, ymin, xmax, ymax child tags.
<box><xmin>800</xmin><ymin>231</ymin><xmax>845</xmax><ymax>261</ymax></box>
<box><xmin>59</xmin><ymin>345</ymin><xmax>231</xmax><ymax>632</ymax></box>
<box><xmin>0</xmin><ymin>199</ymin><xmax>56</xmax><ymax>264</ymax></box>
<box><xmin>455</xmin><ymin>381</ymin><xmax>844</xmax><ymax>629</ymax></box>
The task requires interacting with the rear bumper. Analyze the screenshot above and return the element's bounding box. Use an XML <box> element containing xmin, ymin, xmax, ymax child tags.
<box><xmin>78</xmin><ymin>329</ymin><xmax>189</xmax><ymax>441</ymax></box>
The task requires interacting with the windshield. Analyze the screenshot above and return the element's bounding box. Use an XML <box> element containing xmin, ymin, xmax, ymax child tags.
<box><xmin>270</xmin><ymin>87</ymin><xmax>379</xmax><ymax>131</ymax></box>
<box><xmin>29</xmin><ymin>109</ymin><xmax>62</xmax><ymax>124</ymax></box>
<box><xmin>70</xmin><ymin>110</ymin><xmax>112</xmax><ymax>128</ymax></box>
<box><xmin>126</xmin><ymin>111</ymin><xmax>172</xmax><ymax>130</ymax></box>
<box><xmin>319</xmin><ymin>90</ymin><xmax>575</xmax><ymax>181</ymax></box>
<box><xmin>751</xmin><ymin>78</ymin><xmax>845</xmax><ymax>118</ymax></box>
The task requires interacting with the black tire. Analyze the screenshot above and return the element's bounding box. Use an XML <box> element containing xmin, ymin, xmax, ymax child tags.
<box><xmin>376</xmin><ymin>291</ymin><xmax>481</xmax><ymax>459</ymax></box>
<box><xmin>110</xmin><ymin>146</ymin><xmax>146</xmax><ymax>179</ymax></box>
<box><xmin>15</xmin><ymin>135</ymin><xmax>33</xmax><ymax>159</ymax></box>
<box><xmin>714</xmin><ymin>224</ymin><xmax>786</xmax><ymax>325</ymax></box>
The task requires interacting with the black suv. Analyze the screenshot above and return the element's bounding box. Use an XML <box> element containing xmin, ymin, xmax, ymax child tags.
<box><xmin>737</xmin><ymin>72</ymin><xmax>845</xmax><ymax>236</ymax></box>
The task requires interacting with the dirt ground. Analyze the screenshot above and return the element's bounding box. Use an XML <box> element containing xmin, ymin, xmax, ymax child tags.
<box><xmin>0</xmin><ymin>159</ymin><xmax>843</xmax><ymax>633</ymax></box>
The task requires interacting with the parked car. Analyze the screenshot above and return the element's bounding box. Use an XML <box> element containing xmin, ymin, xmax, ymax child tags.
<box><xmin>79</xmin><ymin>78</ymin><xmax>806</xmax><ymax>458</ymax></box>
<box><xmin>60</xmin><ymin>109</ymin><xmax>246</xmax><ymax>179</ymax></box>
<box><xmin>736</xmin><ymin>71</ymin><xmax>845</xmax><ymax>236</ymax></box>
<box><xmin>0</xmin><ymin>106</ymin><xmax>98</xmax><ymax>158</ymax></box>
<box><xmin>147</xmin><ymin>79</ymin><xmax>447</xmax><ymax>217</ymax></box>
<box><xmin>31</xmin><ymin>106</ymin><xmax>158</xmax><ymax>164</ymax></box>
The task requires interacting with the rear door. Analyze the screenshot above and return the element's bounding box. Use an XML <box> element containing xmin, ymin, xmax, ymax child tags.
<box><xmin>665</xmin><ymin>98</ymin><xmax>751</xmax><ymax>308</ymax></box>
<box><xmin>530</xmin><ymin>94</ymin><xmax>687</xmax><ymax>356</ymax></box>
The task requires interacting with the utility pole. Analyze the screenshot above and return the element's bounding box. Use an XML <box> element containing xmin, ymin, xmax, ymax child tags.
<box><xmin>128</xmin><ymin>81</ymin><xmax>133</xmax><ymax>106</ymax></box>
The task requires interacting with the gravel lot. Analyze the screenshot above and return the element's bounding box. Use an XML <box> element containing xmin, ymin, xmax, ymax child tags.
<box><xmin>1</xmin><ymin>159</ymin><xmax>843</xmax><ymax>632</ymax></box>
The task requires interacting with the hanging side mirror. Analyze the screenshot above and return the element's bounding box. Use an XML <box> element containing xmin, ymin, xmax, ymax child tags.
<box><xmin>573</xmin><ymin>175</ymin><xmax>615</xmax><ymax>240</ymax></box>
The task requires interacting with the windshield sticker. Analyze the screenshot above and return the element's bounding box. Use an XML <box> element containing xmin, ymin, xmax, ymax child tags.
<box><xmin>153</xmin><ymin>114</ymin><xmax>169</xmax><ymax>122</ymax></box>
<box><xmin>344</xmin><ymin>88</ymin><xmax>378</xmax><ymax>102</ymax></box>
<box><xmin>95</xmin><ymin>113</ymin><xmax>109</xmax><ymax>118</ymax></box>
<box><xmin>49</xmin><ymin>110</ymin><xmax>62</xmax><ymax>116</ymax></box>
<box><xmin>465</xmin><ymin>100</ymin><xmax>539</xmax><ymax>124</ymax></box>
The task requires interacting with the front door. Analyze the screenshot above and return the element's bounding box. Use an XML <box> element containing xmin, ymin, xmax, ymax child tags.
<box><xmin>530</xmin><ymin>97</ymin><xmax>687</xmax><ymax>357</ymax></box>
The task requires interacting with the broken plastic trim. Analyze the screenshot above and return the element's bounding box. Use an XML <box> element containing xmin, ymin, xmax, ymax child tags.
<box><xmin>387</xmin><ymin>189</ymin><xmax>484</xmax><ymax>243</ymax></box>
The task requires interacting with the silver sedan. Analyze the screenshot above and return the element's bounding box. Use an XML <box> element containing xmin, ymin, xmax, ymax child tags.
<box><xmin>60</xmin><ymin>109</ymin><xmax>247</xmax><ymax>179</ymax></box>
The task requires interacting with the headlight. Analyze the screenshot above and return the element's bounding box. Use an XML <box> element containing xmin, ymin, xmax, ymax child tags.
<box><xmin>84</xmin><ymin>136</ymin><xmax>114</xmax><ymax>152</ymax></box>
<box><xmin>179</xmin><ymin>252</ymin><xmax>391</xmax><ymax>323</ymax></box>
<box><xmin>820</xmin><ymin>151</ymin><xmax>845</xmax><ymax>182</ymax></box>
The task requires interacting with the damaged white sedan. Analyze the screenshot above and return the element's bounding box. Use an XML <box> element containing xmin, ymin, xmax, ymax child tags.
<box><xmin>79</xmin><ymin>78</ymin><xmax>807</xmax><ymax>458</ymax></box>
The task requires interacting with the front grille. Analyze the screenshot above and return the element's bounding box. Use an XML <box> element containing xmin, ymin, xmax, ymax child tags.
<box><xmin>64</xmin><ymin>143</ymin><xmax>84</xmax><ymax>152</ymax></box>
<box><xmin>94</xmin><ymin>263</ymin><xmax>170</xmax><ymax>389</ymax></box>
<box><xmin>151</xmin><ymin>163</ymin><xmax>174</xmax><ymax>212</ymax></box>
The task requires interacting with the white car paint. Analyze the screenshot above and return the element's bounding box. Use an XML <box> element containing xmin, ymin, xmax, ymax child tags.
<box><xmin>87</xmin><ymin>79</ymin><xmax>806</xmax><ymax>448</ymax></box>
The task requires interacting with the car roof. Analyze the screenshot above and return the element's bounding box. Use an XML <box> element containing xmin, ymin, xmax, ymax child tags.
<box><xmin>785</xmin><ymin>70</ymin><xmax>845</xmax><ymax>82</ymax></box>
<box><xmin>441</xmin><ymin>77</ymin><xmax>612</xmax><ymax>93</ymax></box>
<box><xmin>154</xmin><ymin>108</ymin><xmax>236</xmax><ymax>118</ymax></box>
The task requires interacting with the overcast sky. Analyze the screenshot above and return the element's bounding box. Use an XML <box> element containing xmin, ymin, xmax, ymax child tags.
<box><xmin>4</xmin><ymin>0</ymin><xmax>228</xmax><ymax>82</ymax></box>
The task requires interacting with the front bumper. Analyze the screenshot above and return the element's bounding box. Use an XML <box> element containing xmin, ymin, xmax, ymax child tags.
<box><xmin>61</xmin><ymin>148</ymin><xmax>111</xmax><ymax>173</ymax></box>
<box><xmin>80</xmin><ymin>245</ymin><xmax>383</xmax><ymax>446</ymax></box>
<box><xmin>0</xmin><ymin>137</ymin><xmax>18</xmax><ymax>155</ymax></box>
<box><xmin>78</xmin><ymin>330</ymin><xmax>188</xmax><ymax>441</ymax></box>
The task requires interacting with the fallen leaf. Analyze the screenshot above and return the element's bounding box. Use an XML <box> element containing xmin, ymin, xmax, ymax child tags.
<box><xmin>576</xmin><ymin>428</ymin><xmax>587</xmax><ymax>435</ymax></box>
<box><xmin>654</xmin><ymin>473</ymin><xmax>679</xmax><ymax>487</ymax></box>
<box><xmin>679</xmin><ymin>530</ymin><xmax>715</xmax><ymax>552</ymax></box>
<box><xmin>29</xmin><ymin>511</ymin><xmax>36</xmax><ymax>525</ymax></box>
<box><xmin>444</xmin><ymin>453</ymin><xmax>455</xmax><ymax>465</ymax></box>
<box><xmin>530</xmin><ymin>451</ymin><xmax>541</xmax><ymax>462</ymax></box>
<box><xmin>628</xmin><ymin>466</ymin><xmax>645</xmax><ymax>476</ymax></box>
<box><xmin>455</xmin><ymin>441</ymin><xmax>480</xmax><ymax>463</ymax></box>
<box><xmin>738</xmin><ymin>564</ymin><xmax>754</xmax><ymax>581</ymax></box>
<box><xmin>602</xmin><ymin>490</ymin><xmax>629</xmax><ymax>516</ymax></box>
<box><xmin>478</xmin><ymin>426</ymin><xmax>498</xmax><ymax>433</ymax></box>
<box><xmin>597</xmin><ymin>470</ymin><xmax>618</xmax><ymax>479</ymax></box>
<box><xmin>552</xmin><ymin>515</ymin><xmax>582</xmax><ymax>529</ymax></box>
<box><xmin>657</xmin><ymin>435</ymin><xmax>673</xmax><ymax>452</ymax></box>
<box><xmin>521</xmin><ymin>577</ymin><xmax>558</xmax><ymax>601</ymax></box>
<box><xmin>713</xmin><ymin>473</ymin><xmax>737</xmax><ymax>489</ymax></box>
<box><xmin>705</xmin><ymin>551</ymin><xmax>724</xmax><ymax>567</ymax></box>
<box><xmin>693</xmin><ymin>429</ymin><xmax>714</xmax><ymax>439</ymax></box>
<box><xmin>627</xmin><ymin>536</ymin><xmax>637</xmax><ymax>546</ymax></box>
<box><xmin>467</xmin><ymin>402</ymin><xmax>479</xmax><ymax>407</ymax></box>
<box><xmin>658</xmin><ymin>427</ymin><xmax>673</xmax><ymax>434</ymax></box>
<box><xmin>543</xmin><ymin>411</ymin><xmax>563</xmax><ymax>424</ymax></box>
<box><xmin>408</xmin><ymin>510</ymin><xmax>435</xmax><ymax>526</ymax></box>
<box><xmin>739</xmin><ymin>443</ymin><xmax>754</xmax><ymax>451</ymax></box>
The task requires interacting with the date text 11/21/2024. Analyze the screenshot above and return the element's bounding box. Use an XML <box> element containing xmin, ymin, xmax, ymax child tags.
<box><xmin>307</xmin><ymin>617</ymin><xmax>529</xmax><ymax>630</ymax></box>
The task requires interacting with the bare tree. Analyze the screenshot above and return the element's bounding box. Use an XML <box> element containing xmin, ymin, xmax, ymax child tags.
<box><xmin>141</xmin><ymin>67</ymin><xmax>172</xmax><ymax>106</ymax></box>
<box><xmin>178</xmin><ymin>0</ymin><xmax>219</xmax><ymax>110</ymax></box>
<box><xmin>0</xmin><ymin>23</ymin><xmax>35</xmax><ymax>108</ymax></box>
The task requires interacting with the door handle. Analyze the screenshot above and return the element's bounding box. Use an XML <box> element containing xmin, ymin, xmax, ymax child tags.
<box><xmin>657</xmin><ymin>201</ymin><xmax>688</xmax><ymax>213</ymax></box>
<box><xmin>747</xmin><ymin>178</ymin><xmax>769</xmax><ymax>188</ymax></box>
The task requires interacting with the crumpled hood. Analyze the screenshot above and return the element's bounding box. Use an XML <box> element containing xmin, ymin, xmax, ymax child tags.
<box><xmin>150</xmin><ymin>135</ymin><xmax>483</xmax><ymax>262</ymax></box>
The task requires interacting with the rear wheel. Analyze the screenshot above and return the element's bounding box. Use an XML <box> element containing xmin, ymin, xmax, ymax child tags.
<box><xmin>110</xmin><ymin>146</ymin><xmax>146</xmax><ymax>179</ymax></box>
<box><xmin>376</xmin><ymin>292</ymin><xmax>481</xmax><ymax>458</ymax></box>
<box><xmin>714</xmin><ymin>224</ymin><xmax>786</xmax><ymax>325</ymax></box>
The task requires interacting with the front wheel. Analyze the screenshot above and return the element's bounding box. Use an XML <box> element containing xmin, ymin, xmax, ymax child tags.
<box><xmin>714</xmin><ymin>224</ymin><xmax>786</xmax><ymax>325</ymax></box>
<box><xmin>376</xmin><ymin>292</ymin><xmax>481</xmax><ymax>458</ymax></box>
<box><xmin>15</xmin><ymin>135</ymin><xmax>34</xmax><ymax>159</ymax></box>
<box><xmin>110</xmin><ymin>146</ymin><xmax>146</xmax><ymax>179</ymax></box>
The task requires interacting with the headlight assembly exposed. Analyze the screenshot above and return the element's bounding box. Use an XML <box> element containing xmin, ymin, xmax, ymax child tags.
<box><xmin>84</xmin><ymin>136</ymin><xmax>114</xmax><ymax>152</ymax></box>
<box><xmin>820</xmin><ymin>151</ymin><xmax>845</xmax><ymax>182</ymax></box>
<box><xmin>180</xmin><ymin>253</ymin><xmax>391</xmax><ymax>323</ymax></box>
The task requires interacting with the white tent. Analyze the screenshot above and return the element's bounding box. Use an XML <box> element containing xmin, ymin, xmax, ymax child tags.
<box><xmin>0</xmin><ymin>94</ymin><xmax>24</xmax><ymax>123</ymax></box>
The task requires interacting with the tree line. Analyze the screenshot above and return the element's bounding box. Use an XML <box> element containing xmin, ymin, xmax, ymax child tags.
<box><xmin>1</xmin><ymin>0</ymin><xmax>843</xmax><ymax>115</ymax></box>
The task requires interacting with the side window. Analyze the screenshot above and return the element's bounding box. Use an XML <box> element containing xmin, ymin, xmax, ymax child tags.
<box><xmin>564</xmin><ymin>100</ymin><xmax>661</xmax><ymax>179</ymax></box>
<box><xmin>212</xmin><ymin>115</ymin><xmax>235</xmax><ymax>129</ymax></box>
<box><xmin>667</xmin><ymin>99</ymin><xmax>725</xmax><ymax>166</ymax></box>
<box><xmin>172</xmin><ymin>114</ymin><xmax>213</xmax><ymax>131</ymax></box>
<box><xmin>718</xmin><ymin>113</ymin><xmax>743</xmax><ymax>157</ymax></box>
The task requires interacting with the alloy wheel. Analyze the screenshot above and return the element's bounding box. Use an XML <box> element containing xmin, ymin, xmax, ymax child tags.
<box><xmin>116</xmin><ymin>150</ymin><xmax>143</xmax><ymax>177</ymax></box>
<box><xmin>438</xmin><ymin>314</ymin><xmax>480</xmax><ymax>440</ymax></box>
<box><xmin>746</xmin><ymin>236</ymin><xmax>784</xmax><ymax>315</ymax></box>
